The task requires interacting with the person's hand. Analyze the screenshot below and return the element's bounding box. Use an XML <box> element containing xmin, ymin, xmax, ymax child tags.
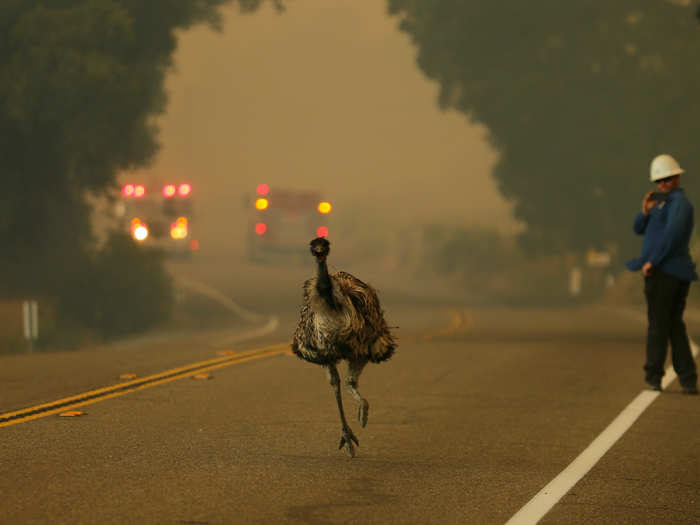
<box><xmin>642</xmin><ymin>261</ymin><xmax>654</xmax><ymax>277</ymax></box>
<box><xmin>642</xmin><ymin>190</ymin><xmax>656</xmax><ymax>216</ymax></box>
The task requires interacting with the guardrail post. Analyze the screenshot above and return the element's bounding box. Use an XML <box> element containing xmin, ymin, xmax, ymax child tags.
<box><xmin>22</xmin><ymin>300</ymin><xmax>38</xmax><ymax>353</ymax></box>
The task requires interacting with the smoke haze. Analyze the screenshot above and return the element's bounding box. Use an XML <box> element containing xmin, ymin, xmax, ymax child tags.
<box><xmin>125</xmin><ymin>0</ymin><xmax>516</xmax><ymax>257</ymax></box>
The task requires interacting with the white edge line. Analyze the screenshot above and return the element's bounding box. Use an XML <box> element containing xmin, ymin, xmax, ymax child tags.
<box><xmin>175</xmin><ymin>277</ymin><xmax>264</xmax><ymax>323</ymax></box>
<box><xmin>215</xmin><ymin>315</ymin><xmax>280</xmax><ymax>347</ymax></box>
<box><xmin>173</xmin><ymin>277</ymin><xmax>279</xmax><ymax>345</ymax></box>
<box><xmin>505</xmin><ymin>340</ymin><xmax>699</xmax><ymax>525</ymax></box>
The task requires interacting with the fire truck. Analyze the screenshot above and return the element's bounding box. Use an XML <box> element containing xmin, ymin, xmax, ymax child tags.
<box><xmin>116</xmin><ymin>181</ymin><xmax>199</xmax><ymax>256</ymax></box>
<box><xmin>247</xmin><ymin>184</ymin><xmax>332</xmax><ymax>263</ymax></box>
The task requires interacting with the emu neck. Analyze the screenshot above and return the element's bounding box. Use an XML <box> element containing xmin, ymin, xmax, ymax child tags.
<box><xmin>316</xmin><ymin>258</ymin><xmax>336</xmax><ymax>308</ymax></box>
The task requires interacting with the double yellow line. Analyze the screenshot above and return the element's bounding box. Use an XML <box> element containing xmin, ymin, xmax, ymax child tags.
<box><xmin>1</xmin><ymin>309</ymin><xmax>468</xmax><ymax>429</ymax></box>
<box><xmin>0</xmin><ymin>343</ymin><xmax>289</xmax><ymax>428</ymax></box>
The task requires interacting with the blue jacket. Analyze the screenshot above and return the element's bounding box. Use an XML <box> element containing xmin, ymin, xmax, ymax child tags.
<box><xmin>626</xmin><ymin>188</ymin><xmax>698</xmax><ymax>281</ymax></box>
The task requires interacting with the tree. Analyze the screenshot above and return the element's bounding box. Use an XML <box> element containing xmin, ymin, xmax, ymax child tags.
<box><xmin>388</xmin><ymin>1</ymin><xmax>700</xmax><ymax>257</ymax></box>
<box><xmin>0</xmin><ymin>0</ymin><xmax>275</xmax><ymax>294</ymax></box>
<box><xmin>0</xmin><ymin>0</ymin><xmax>280</xmax><ymax>337</ymax></box>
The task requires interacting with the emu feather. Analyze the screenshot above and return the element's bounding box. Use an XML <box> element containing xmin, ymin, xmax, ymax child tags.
<box><xmin>291</xmin><ymin>237</ymin><xmax>396</xmax><ymax>457</ymax></box>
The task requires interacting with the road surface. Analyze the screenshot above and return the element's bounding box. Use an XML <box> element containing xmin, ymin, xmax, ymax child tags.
<box><xmin>1</xmin><ymin>260</ymin><xmax>698</xmax><ymax>524</ymax></box>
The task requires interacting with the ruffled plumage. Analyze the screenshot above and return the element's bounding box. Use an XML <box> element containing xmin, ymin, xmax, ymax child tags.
<box><xmin>292</xmin><ymin>270</ymin><xmax>396</xmax><ymax>365</ymax></box>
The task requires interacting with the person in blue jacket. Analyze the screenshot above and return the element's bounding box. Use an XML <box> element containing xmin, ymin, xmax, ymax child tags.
<box><xmin>627</xmin><ymin>154</ymin><xmax>698</xmax><ymax>394</ymax></box>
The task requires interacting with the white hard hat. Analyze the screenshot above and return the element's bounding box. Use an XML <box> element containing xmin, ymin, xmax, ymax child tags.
<box><xmin>650</xmin><ymin>154</ymin><xmax>684</xmax><ymax>181</ymax></box>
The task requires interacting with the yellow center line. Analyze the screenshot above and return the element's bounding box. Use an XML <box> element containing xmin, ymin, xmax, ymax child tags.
<box><xmin>2</xmin><ymin>311</ymin><xmax>464</xmax><ymax>429</ymax></box>
<box><xmin>0</xmin><ymin>343</ymin><xmax>290</xmax><ymax>428</ymax></box>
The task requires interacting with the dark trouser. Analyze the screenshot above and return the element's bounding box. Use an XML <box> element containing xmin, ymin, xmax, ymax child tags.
<box><xmin>644</xmin><ymin>269</ymin><xmax>698</xmax><ymax>387</ymax></box>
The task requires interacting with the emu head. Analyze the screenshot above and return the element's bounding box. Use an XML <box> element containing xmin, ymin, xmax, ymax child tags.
<box><xmin>310</xmin><ymin>237</ymin><xmax>330</xmax><ymax>261</ymax></box>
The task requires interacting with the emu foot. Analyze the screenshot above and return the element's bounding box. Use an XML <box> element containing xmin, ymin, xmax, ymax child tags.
<box><xmin>358</xmin><ymin>399</ymin><xmax>369</xmax><ymax>428</ymax></box>
<box><xmin>338</xmin><ymin>425</ymin><xmax>359</xmax><ymax>458</ymax></box>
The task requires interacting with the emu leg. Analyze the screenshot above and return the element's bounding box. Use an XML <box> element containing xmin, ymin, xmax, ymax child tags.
<box><xmin>346</xmin><ymin>358</ymin><xmax>370</xmax><ymax>427</ymax></box>
<box><xmin>326</xmin><ymin>364</ymin><xmax>358</xmax><ymax>457</ymax></box>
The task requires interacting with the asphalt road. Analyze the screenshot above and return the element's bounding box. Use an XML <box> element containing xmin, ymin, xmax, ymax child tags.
<box><xmin>1</xmin><ymin>260</ymin><xmax>699</xmax><ymax>524</ymax></box>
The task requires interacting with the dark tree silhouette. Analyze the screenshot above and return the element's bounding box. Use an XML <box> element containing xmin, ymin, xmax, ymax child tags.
<box><xmin>0</xmin><ymin>0</ymin><xmax>277</xmax><ymax>296</ymax></box>
<box><xmin>388</xmin><ymin>1</ymin><xmax>700</xmax><ymax>257</ymax></box>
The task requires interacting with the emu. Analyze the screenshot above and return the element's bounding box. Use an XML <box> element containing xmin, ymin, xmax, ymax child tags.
<box><xmin>291</xmin><ymin>237</ymin><xmax>396</xmax><ymax>457</ymax></box>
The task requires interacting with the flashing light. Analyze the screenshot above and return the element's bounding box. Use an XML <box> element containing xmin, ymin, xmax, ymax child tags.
<box><xmin>132</xmin><ymin>223</ymin><xmax>149</xmax><ymax>241</ymax></box>
<box><xmin>134</xmin><ymin>184</ymin><xmax>146</xmax><ymax>198</ymax></box>
<box><xmin>317</xmin><ymin>201</ymin><xmax>332</xmax><ymax>214</ymax></box>
<box><xmin>255</xmin><ymin>223</ymin><xmax>267</xmax><ymax>235</ymax></box>
<box><xmin>189</xmin><ymin>239</ymin><xmax>200</xmax><ymax>251</ymax></box>
<box><xmin>178</xmin><ymin>183</ymin><xmax>192</xmax><ymax>197</ymax></box>
<box><xmin>317</xmin><ymin>226</ymin><xmax>329</xmax><ymax>238</ymax></box>
<box><xmin>256</xmin><ymin>183</ymin><xmax>269</xmax><ymax>195</ymax></box>
<box><xmin>170</xmin><ymin>217</ymin><xmax>188</xmax><ymax>239</ymax></box>
<box><xmin>122</xmin><ymin>184</ymin><xmax>135</xmax><ymax>197</ymax></box>
<box><xmin>163</xmin><ymin>184</ymin><xmax>176</xmax><ymax>198</ymax></box>
<box><xmin>255</xmin><ymin>198</ymin><xmax>269</xmax><ymax>211</ymax></box>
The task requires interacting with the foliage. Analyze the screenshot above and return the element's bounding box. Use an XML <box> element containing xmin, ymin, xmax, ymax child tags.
<box><xmin>421</xmin><ymin>225</ymin><xmax>584</xmax><ymax>305</ymax></box>
<box><xmin>58</xmin><ymin>232</ymin><xmax>173</xmax><ymax>339</ymax></box>
<box><xmin>0</xmin><ymin>0</ymin><xmax>277</xmax><ymax>335</ymax></box>
<box><xmin>422</xmin><ymin>225</ymin><xmax>517</xmax><ymax>276</ymax></box>
<box><xmin>388</xmin><ymin>1</ymin><xmax>700</xmax><ymax>257</ymax></box>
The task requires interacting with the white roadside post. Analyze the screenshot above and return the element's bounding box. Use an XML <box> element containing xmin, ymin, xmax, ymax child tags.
<box><xmin>569</xmin><ymin>267</ymin><xmax>582</xmax><ymax>297</ymax></box>
<box><xmin>22</xmin><ymin>300</ymin><xmax>38</xmax><ymax>352</ymax></box>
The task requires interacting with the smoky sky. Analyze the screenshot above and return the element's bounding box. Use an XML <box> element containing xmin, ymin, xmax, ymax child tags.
<box><xmin>124</xmin><ymin>0</ymin><xmax>517</xmax><ymax>254</ymax></box>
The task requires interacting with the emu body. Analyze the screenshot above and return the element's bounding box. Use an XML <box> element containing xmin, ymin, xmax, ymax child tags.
<box><xmin>291</xmin><ymin>237</ymin><xmax>396</xmax><ymax>457</ymax></box>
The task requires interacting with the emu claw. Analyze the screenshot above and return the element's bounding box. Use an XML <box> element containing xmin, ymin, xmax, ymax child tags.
<box><xmin>338</xmin><ymin>426</ymin><xmax>359</xmax><ymax>457</ymax></box>
<box><xmin>358</xmin><ymin>399</ymin><xmax>369</xmax><ymax>428</ymax></box>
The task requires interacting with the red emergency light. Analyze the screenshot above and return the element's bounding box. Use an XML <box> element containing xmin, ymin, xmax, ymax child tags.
<box><xmin>163</xmin><ymin>184</ymin><xmax>176</xmax><ymax>198</ymax></box>
<box><xmin>178</xmin><ymin>183</ymin><xmax>192</xmax><ymax>197</ymax></box>
<box><xmin>122</xmin><ymin>184</ymin><xmax>135</xmax><ymax>197</ymax></box>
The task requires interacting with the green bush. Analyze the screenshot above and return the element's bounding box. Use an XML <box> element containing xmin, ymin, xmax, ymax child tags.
<box><xmin>58</xmin><ymin>232</ymin><xmax>173</xmax><ymax>339</ymax></box>
<box><xmin>420</xmin><ymin>225</ymin><xmax>578</xmax><ymax>306</ymax></box>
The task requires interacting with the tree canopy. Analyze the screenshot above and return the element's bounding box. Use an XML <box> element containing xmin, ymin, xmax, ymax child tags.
<box><xmin>388</xmin><ymin>1</ymin><xmax>700</xmax><ymax>257</ymax></box>
<box><xmin>0</xmin><ymin>0</ymin><xmax>274</xmax><ymax>295</ymax></box>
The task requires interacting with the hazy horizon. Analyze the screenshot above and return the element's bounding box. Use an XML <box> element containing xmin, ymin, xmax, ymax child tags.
<box><xmin>121</xmin><ymin>1</ymin><xmax>518</xmax><ymax>257</ymax></box>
